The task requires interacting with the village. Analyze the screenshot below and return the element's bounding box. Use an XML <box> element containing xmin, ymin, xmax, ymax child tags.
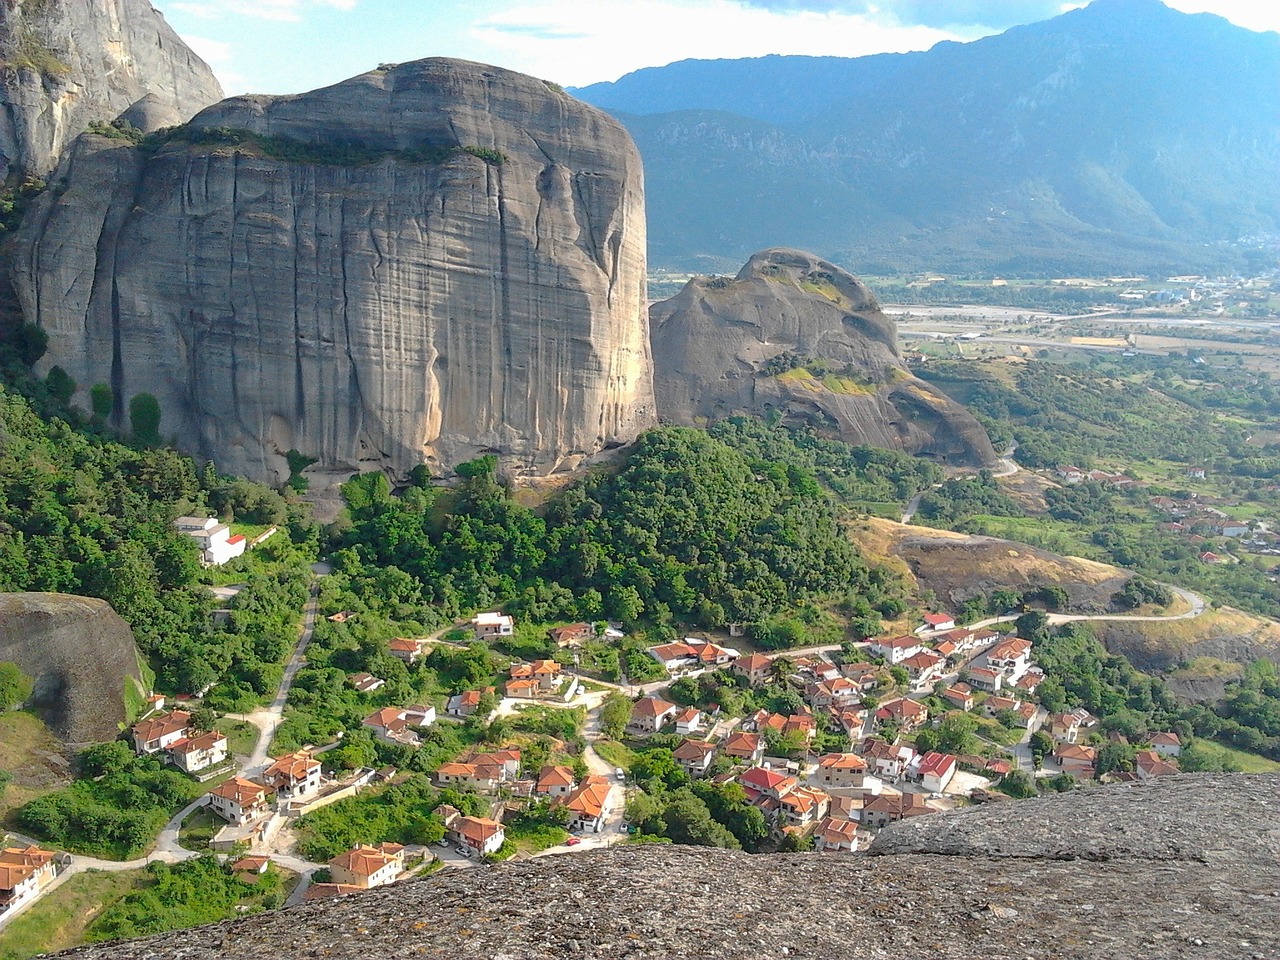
<box><xmin>1</xmin><ymin>595</ymin><xmax>1190</xmax><ymax>923</ymax></box>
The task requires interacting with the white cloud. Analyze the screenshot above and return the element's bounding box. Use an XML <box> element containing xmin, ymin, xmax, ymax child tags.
<box><xmin>472</xmin><ymin>0</ymin><xmax>962</xmax><ymax>86</ymax></box>
<box><xmin>1163</xmin><ymin>0</ymin><xmax>1280</xmax><ymax>34</ymax></box>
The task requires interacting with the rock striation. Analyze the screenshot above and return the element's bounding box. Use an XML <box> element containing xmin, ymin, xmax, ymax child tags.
<box><xmin>57</xmin><ymin>773</ymin><xmax>1280</xmax><ymax>959</ymax></box>
<box><xmin>14</xmin><ymin>58</ymin><xmax>653</xmax><ymax>485</ymax></box>
<box><xmin>650</xmin><ymin>249</ymin><xmax>996</xmax><ymax>467</ymax></box>
<box><xmin>0</xmin><ymin>0</ymin><xmax>223</xmax><ymax>179</ymax></box>
<box><xmin>0</xmin><ymin>592</ymin><xmax>144</xmax><ymax>746</ymax></box>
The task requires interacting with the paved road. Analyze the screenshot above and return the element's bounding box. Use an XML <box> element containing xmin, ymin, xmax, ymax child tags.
<box><xmin>964</xmin><ymin>583</ymin><xmax>1206</xmax><ymax>630</ymax></box>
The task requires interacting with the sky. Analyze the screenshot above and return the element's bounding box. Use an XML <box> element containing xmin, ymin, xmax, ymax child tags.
<box><xmin>152</xmin><ymin>0</ymin><xmax>1280</xmax><ymax>97</ymax></box>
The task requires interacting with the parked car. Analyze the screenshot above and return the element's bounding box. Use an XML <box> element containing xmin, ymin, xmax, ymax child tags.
<box><xmin>566</xmin><ymin>837</ymin><xmax>581</xmax><ymax>846</ymax></box>
<box><xmin>615</xmin><ymin>768</ymin><xmax>626</xmax><ymax>781</ymax></box>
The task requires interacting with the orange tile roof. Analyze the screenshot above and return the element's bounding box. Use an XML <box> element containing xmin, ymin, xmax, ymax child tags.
<box><xmin>172</xmin><ymin>730</ymin><xmax>226</xmax><ymax>755</ymax></box>
<box><xmin>672</xmin><ymin>739</ymin><xmax>716</xmax><ymax>761</ymax></box>
<box><xmin>560</xmin><ymin>778</ymin><xmax>611</xmax><ymax>820</ymax></box>
<box><xmin>132</xmin><ymin>710</ymin><xmax>191</xmax><ymax>742</ymax></box>
<box><xmin>456</xmin><ymin>816</ymin><xmax>503</xmax><ymax>844</ymax></box>
<box><xmin>209</xmin><ymin>776</ymin><xmax>269</xmax><ymax>805</ymax></box>
<box><xmin>264</xmin><ymin>751</ymin><xmax>319</xmax><ymax>783</ymax></box>
<box><xmin>632</xmin><ymin>696</ymin><xmax>677</xmax><ymax>718</ymax></box>
<box><xmin>817</xmin><ymin>753</ymin><xmax>867</xmax><ymax>772</ymax></box>
<box><xmin>329</xmin><ymin>843</ymin><xmax>404</xmax><ymax>878</ymax></box>
<box><xmin>720</xmin><ymin>731</ymin><xmax>761</xmax><ymax>756</ymax></box>
<box><xmin>537</xmin><ymin>765</ymin><xmax>576</xmax><ymax>789</ymax></box>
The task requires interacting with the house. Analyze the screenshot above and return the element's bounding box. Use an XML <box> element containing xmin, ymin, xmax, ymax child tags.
<box><xmin>348</xmin><ymin>672</ymin><xmax>386</xmax><ymax>694</ymax></box>
<box><xmin>916</xmin><ymin>613</ymin><xmax>957</xmax><ymax>634</ymax></box>
<box><xmin>326</xmin><ymin>611</ymin><xmax>356</xmax><ymax>623</ymax></box>
<box><xmin>1218</xmin><ymin>521</ymin><xmax>1250</xmax><ymax>538</ymax></box>
<box><xmin>807</xmin><ymin>677</ymin><xmax>862</xmax><ymax>711</ymax></box>
<box><xmin>362</xmin><ymin>705</ymin><xmax>436</xmax><ymax>746</ymax></box>
<box><xmin>755</xmin><ymin>711</ymin><xmax>817</xmax><ymax>742</ymax></box>
<box><xmin>628</xmin><ymin>697</ymin><xmax>679</xmax><ymax>735</ymax></box>
<box><xmin>1149</xmin><ymin>732</ymin><xmax>1182</xmax><ymax>758</ymax></box>
<box><xmin>672</xmin><ymin>739</ymin><xmax>717</xmax><ymax>777</ymax></box>
<box><xmin>900</xmin><ymin>650</ymin><xmax>945</xmax><ymax>689</ymax></box>
<box><xmin>535</xmin><ymin>765</ymin><xmax>577</xmax><ymax>798</ymax></box>
<box><xmin>174</xmin><ymin>516</ymin><xmax>247</xmax><ymax>567</ymax></box>
<box><xmin>329</xmin><ymin>843</ymin><xmax>405</xmax><ymax>889</ymax></box>
<box><xmin>504</xmin><ymin>678</ymin><xmax>542</xmax><ymax>699</ymax></box>
<box><xmin>471</xmin><ymin>612</ymin><xmax>514</xmax><ymax>639</ymax></box>
<box><xmin>648</xmin><ymin>639</ymin><xmax>739</xmax><ymax>673</ymax></box>
<box><xmin>0</xmin><ymin>844</ymin><xmax>60</xmax><ymax>916</ymax></box>
<box><xmin>1057</xmin><ymin>465</ymin><xmax>1085</xmax><ymax>484</ymax></box>
<box><xmin>1135</xmin><ymin>749</ymin><xmax>1181</xmax><ymax>780</ymax></box>
<box><xmin>1199</xmin><ymin>551</ymin><xmax>1225</xmax><ymax>564</ymax></box>
<box><xmin>169</xmin><ymin>731</ymin><xmax>229</xmax><ymax>774</ymax></box>
<box><xmin>777</xmin><ymin>785</ymin><xmax>830</xmax><ymax>829</ymax></box>
<box><xmin>839</xmin><ymin>661</ymin><xmax>881</xmax><ymax>691</ymax></box>
<box><xmin>858</xmin><ymin>739</ymin><xmax>917</xmax><ymax>779</ymax></box>
<box><xmin>985</xmin><ymin>638</ymin><xmax>1033</xmax><ymax>682</ymax></box>
<box><xmin>508</xmin><ymin>660</ymin><xmax>562</xmax><ymax>694</ymax></box>
<box><xmin>674</xmin><ymin>708</ymin><xmax>704</xmax><ymax>736</ymax></box>
<box><xmin>435</xmin><ymin>750</ymin><xmax>522</xmax><ymax>792</ymax></box>
<box><xmin>814</xmin><ymin>753</ymin><xmax>868</xmax><ymax>789</ymax></box>
<box><xmin>874</xmin><ymin>698</ymin><xmax>928</xmax><ymax>732</ymax></box>
<box><xmin>914</xmin><ymin>751</ymin><xmax>958</xmax><ymax>793</ymax></box>
<box><xmin>965</xmin><ymin>666</ymin><xmax>1004</xmax><ymax>693</ymax></box>
<box><xmin>447</xmin><ymin>687</ymin><xmax>495</xmax><ymax>718</ymax></box>
<box><xmin>451</xmin><ymin>816</ymin><xmax>506</xmax><ymax>856</ymax></box>
<box><xmin>861</xmin><ymin>791</ymin><xmax>932</xmax><ymax>829</ymax></box>
<box><xmin>732</xmin><ymin>653</ymin><xmax>774</xmax><ymax>685</ymax></box>
<box><xmin>813</xmin><ymin>816</ymin><xmax>862</xmax><ymax>853</ymax></box>
<box><xmin>1052</xmin><ymin>743</ymin><xmax>1097</xmax><ymax>778</ymax></box>
<box><xmin>868</xmin><ymin>635</ymin><xmax>923</xmax><ymax>664</ymax></box>
<box><xmin>388</xmin><ymin>637</ymin><xmax>428</xmax><ymax>664</ymax></box>
<box><xmin>1014</xmin><ymin>671</ymin><xmax>1044</xmax><ymax>695</ymax></box>
<box><xmin>719</xmin><ymin>731</ymin><xmax>765</xmax><ymax>765</ymax></box>
<box><xmin>231</xmin><ymin>855</ymin><xmax>271</xmax><ymax>880</ymax></box>
<box><xmin>263</xmin><ymin>751</ymin><xmax>323</xmax><ymax>801</ymax></box>
<box><xmin>982</xmin><ymin>696</ymin><xmax>1037</xmax><ymax>729</ymax></box>
<box><xmin>207</xmin><ymin>777</ymin><xmax>272</xmax><ymax>824</ymax></box>
<box><xmin>739</xmin><ymin>766</ymin><xmax>799</xmax><ymax>803</ymax></box>
<box><xmin>941</xmin><ymin>684</ymin><xmax>974</xmax><ymax>711</ymax></box>
<box><xmin>1049</xmin><ymin>708</ymin><xmax>1093</xmax><ymax>744</ymax></box>
<box><xmin>131</xmin><ymin>710</ymin><xmax>192</xmax><ymax>755</ymax></box>
<box><xmin>548</xmin><ymin>622</ymin><xmax>595</xmax><ymax>648</ymax></box>
<box><xmin>558</xmin><ymin>775</ymin><xmax>612</xmax><ymax>833</ymax></box>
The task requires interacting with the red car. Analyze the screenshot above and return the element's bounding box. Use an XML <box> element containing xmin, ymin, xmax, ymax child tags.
<box><xmin>565</xmin><ymin>837</ymin><xmax>581</xmax><ymax>846</ymax></box>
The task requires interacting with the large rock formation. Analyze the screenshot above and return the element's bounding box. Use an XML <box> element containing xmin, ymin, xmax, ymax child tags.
<box><xmin>57</xmin><ymin>774</ymin><xmax>1280</xmax><ymax>959</ymax></box>
<box><xmin>651</xmin><ymin>249</ymin><xmax>996</xmax><ymax>467</ymax></box>
<box><xmin>0</xmin><ymin>592</ymin><xmax>145</xmax><ymax>746</ymax></box>
<box><xmin>13</xmin><ymin>58</ymin><xmax>653</xmax><ymax>485</ymax></box>
<box><xmin>0</xmin><ymin>0</ymin><xmax>223</xmax><ymax>179</ymax></box>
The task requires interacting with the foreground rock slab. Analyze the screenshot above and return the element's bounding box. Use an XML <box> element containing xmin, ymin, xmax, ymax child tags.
<box><xmin>60</xmin><ymin>774</ymin><xmax>1280</xmax><ymax>959</ymax></box>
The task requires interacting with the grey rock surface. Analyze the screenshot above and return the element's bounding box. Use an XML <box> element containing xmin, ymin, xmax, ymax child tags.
<box><xmin>15</xmin><ymin>58</ymin><xmax>653</xmax><ymax>486</ymax></box>
<box><xmin>651</xmin><ymin>248</ymin><xmax>997</xmax><ymax>467</ymax></box>
<box><xmin>57</xmin><ymin>774</ymin><xmax>1280</xmax><ymax>959</ymax></box>
<box><xmin>0</xmin><ymin>592</ymin><xmax>144</xmax><ymax>746</ymax></box>
<box><xmin>0</xmin><ymin>0</ymin><xmax>223</xmax><ymax>179</ymax></box>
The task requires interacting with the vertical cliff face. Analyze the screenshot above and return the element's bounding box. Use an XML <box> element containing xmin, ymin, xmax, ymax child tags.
<box><xmin>650</xmin><ymin>248</ymin><xmax>997</xmax><ymax>467</ymax></box>
<box><xmin>15</xmin><ymin>59</ymin><xmax>654</xmax><ymax>485</ymax></box>
<box><xmin>0</xmin><ymin>0</ymin><xmax>224</xmax><ymax>179</ymax></box>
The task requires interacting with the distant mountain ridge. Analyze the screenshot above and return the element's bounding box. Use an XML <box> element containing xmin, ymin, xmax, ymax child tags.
<box><xmin>573</xmin><ymin>0</ymin><xmax>1280</xmax><ymax>275</ymax></box>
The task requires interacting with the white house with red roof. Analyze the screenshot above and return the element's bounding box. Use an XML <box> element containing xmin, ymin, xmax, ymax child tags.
<box><xmin>169</xmin><ymin>730</ymin><xmax>228</xmax><ymax>774</ymax></box>
<box><xmin>814</xmin><ymin>753</ymin><xmax>869</xmax><ymax>789</ymax></box>
<box><xmin>628</xmin><ymin>696</ymin><xmax>679</xmax><ymax>734</ymax></box>
<box><xmin>912</xmin><ymin>751</ymin><xmax>958</xmax><ymax>793</ymax></box>
<box><xmin>966</xmin><ymin>666</ymin><xmax>1004</xmax><ymax>693</ymax></box>
<box><xmin>814</xmin><ymin>816</ymin><xmax>862</xmax><ymax>853</ymax></box>
<box><xmin>263</xmin><ymin>751</ymin><xmax>323</xmax><ymax>801</ymax></box>
<box><xmin>900</xmin><ymin>650</ymin><xmax>946</xmax><ymax>690</ymax></box>
<box><xmin>672</xmin><ymin>739</ymin><xmax>717</xmax><ymax>777</ymax></box>
<box><xmin>174</xmin><ymin>517</ymin><xmax>247</xmax><ymax>567</ymax></box>
<box><xmin>674</xmin><ymin>708</ymin><xmax>704</xmax><ymax>736</ymax></box>
<box><xmin>388</xmin><ymin>637</ymin><xmax>428</xmax><ymax>663</ymax></box>
<box><xmin>1149</xmin><ymin>732</ymin><xmax>1182</xmax><ymax>757</ymax></box>
<box><xmin>451</xmin><ymin>815</ymin><xmax>505</xmax><ymax>856</ymax></box>
<box><xmin>329</xmin><ymin>843</ymin><xmax>405</xmax><ymax>889</ymax></box>
<box><xmin>874</xmin><ymin>698</ymin><xmax>928</xmax><ymax>732</ymax></box>
<box><xmin>858</xmin><ymin>739</ymin><xmax>918</xmax><ymax>779</ymax></box>
<box><xmin>719</xmin><ymin>731</ymin><xmax>765</xmax><ymax>765</ymax></box>
<box><xmin>739</xmin><ymin>766</ymin><xmax>798</xmax><ymax>803</ymax></box>
<box><xmin>732</xmin><ymin>653</ymin><xmax>774</xmax><ymax>685</ymax></box>
<box><xmin>207</xmin><ymin>777</ymin><xmax>272</xmax><ymax>825</ymax></box>
<box><xmin>868</xmin><ymin>635</ymin><xmax>924</xmax><ymax>664</ymax></box>
<box><xmin>0</xmin><ymin>844</ymin><xmax>61</xmax><ymax>917</ymax></box>
<box><xmin>985</xmin><ymin>638</ymin><xmax>1034</xmax><ymax>682</ymax></box>
<box><xmin>915</xmin><ymin>613</ymin><xmax>957</xmax><ymax>635</ymax></box>
<box><xmin>363</xmin><ymin>705</ymin><xmax>436</xmax><ymax>746</ymax></box>
<box><xmin>558</xmin><ymin>775</ymin><xmax>612</xmax><ymax>833</ymax></box>
<box><xmin>131</xmin><ymin>710</ymin><xmax>192</xmax><ymax>755</ymax></box>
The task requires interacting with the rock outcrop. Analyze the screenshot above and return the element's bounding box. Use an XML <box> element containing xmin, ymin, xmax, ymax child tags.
<box><xmin>58</xmin><ymin>774</ymin><xmax>1280</xmax><ymax>959</ymax></box>
<box><xmin>650</xmin><ymin>249</ymin><xmax>996</xmax><ymax>467</ymax></box>
<box><xmin>14</xmin><ymin>58</ymin><xmax>653</xmax><ymax>485</ymax></box>
<box><xmin>0</xmin><ymin>592</ymin><xmax>144</xmax><ymax>746</ymax></box>
<box><xmin>0</xmin><ymin>0</ymin><xmax>223</xmax><ymax>179</ymax></box>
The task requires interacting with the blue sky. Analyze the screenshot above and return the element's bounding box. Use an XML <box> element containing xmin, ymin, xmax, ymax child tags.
<box><xmin>153</xmin><ymin>0</ymin><xmax>1280</xmax><ymax>96</ymax></box>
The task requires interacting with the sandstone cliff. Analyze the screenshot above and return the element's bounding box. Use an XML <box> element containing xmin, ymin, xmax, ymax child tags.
<box><xmin>650</xmin><ymin>249</ymin><xmax>997</xmax><ymax>467</ymax></box>
<box><xmin>0</xmin><ymin>0</ymin><xmax>223</xmax><ymax>179</ymax></box>
<box><xmin>58</xmin><ymin>773</ymin><xmax>1280</xmax><ymax>959</ymax></box>
<box><xmin>14</xmin><ymin>58</ymin><xmax>654</xmax><ymax>485</ymax></box>
<box><xmin>0</xmin><ymin>592</ymin><xmax>144</xmax><ymax>745</ymax></box>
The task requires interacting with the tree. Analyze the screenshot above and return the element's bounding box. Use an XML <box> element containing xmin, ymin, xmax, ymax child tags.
<box><xmin>599</xmin><ymin>694</ymin><xmax>633</xmax><ymax>740</ymax></box>
<box><xmin>89</xmin><ymin>383</ymin><xmax>114</xmax><ymax>419</ymax></box>
<box><xmin>1029</xmin><ymin>731</ymin><xmax>1054</xmax><ymax>768</ymax></box>
<box><xmin>45</xmin><ymin>366</ymin><xmax>75</xmax><ymax>404</ymax></box>
<box><xmin>0</xmin><ymin>662</ymin><xmax>33</xmax><ymax>711</ymax></box>
<box><xmin>914</xmin><ymin>728</ymin><xmax>940</xmax><ymax>754</ymax></box>
<box><xmin>936</xmin><ymin>713</ymin><xmax>980</xmax><ymax>756</ymax></box>
<box><xmin>1016</xmin><ymin>611</ymin><xmax>1050</xmax><ymax>642</ymax></box>
<box><xmin>128</xmin><ymin>392</ymin><xmax>162</xmax><ymax>445</ymax></box>
<box><xmin>998</xmin><ymin>769</ymin><xmax>1037</xmax><ymax>799</ymax></box>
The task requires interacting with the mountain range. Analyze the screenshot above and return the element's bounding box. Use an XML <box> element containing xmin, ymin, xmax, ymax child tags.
<box><xmin>573</xmin><ymin>0</ymin><xmax>1280</xmax><ymax>276</ymax></box>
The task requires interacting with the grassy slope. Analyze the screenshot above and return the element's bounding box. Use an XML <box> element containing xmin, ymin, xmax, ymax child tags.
<box><xmin>0</xmin><ymin>712</ymin><xmax>71</xmax><ymax>822</ymax></box>
<box><xmin>0</xmin><ymin>870</ymin><xmax>145</xmax><ymax>960</ymax></box>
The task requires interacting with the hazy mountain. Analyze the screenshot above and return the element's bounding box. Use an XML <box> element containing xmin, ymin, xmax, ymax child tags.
<box><xmin>573</xmin><ymin>0</ymin><xmax>1280</xmax><ymax>275</ymax></box>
